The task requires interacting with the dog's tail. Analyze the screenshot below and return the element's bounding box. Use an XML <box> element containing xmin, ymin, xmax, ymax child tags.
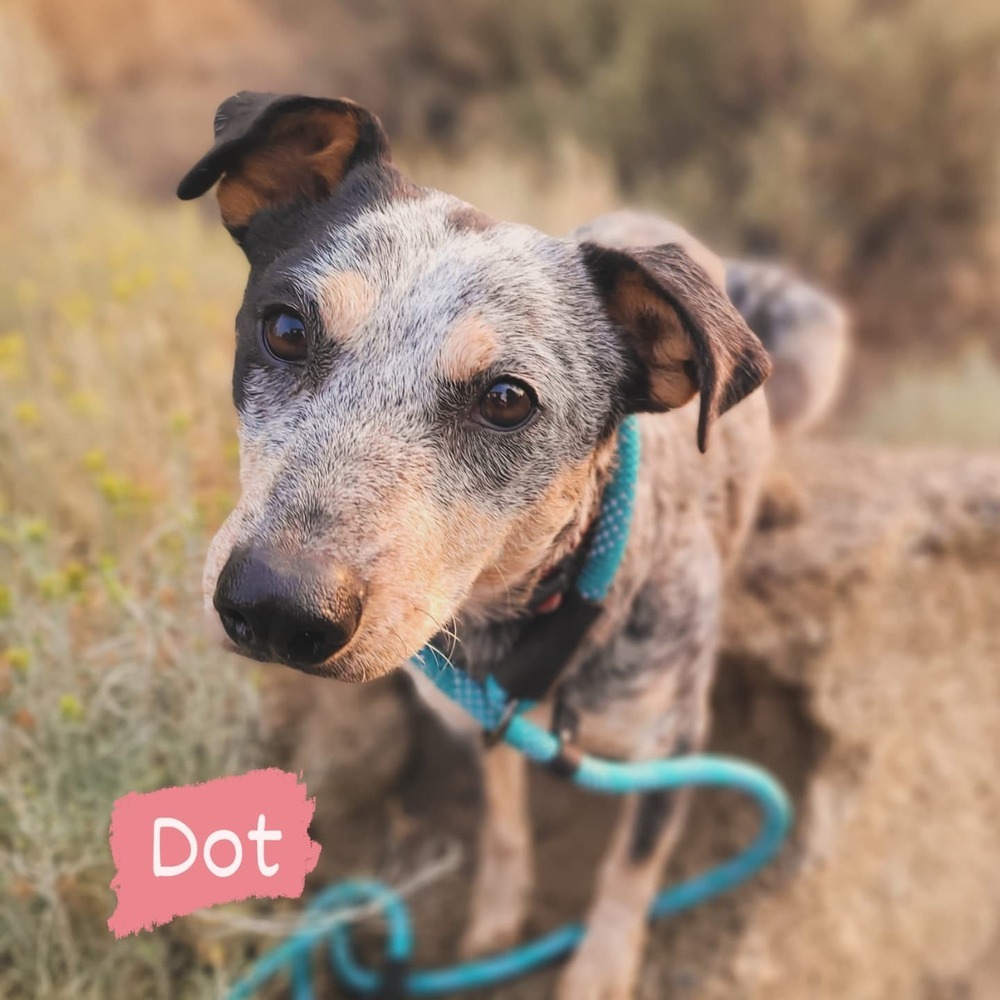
<box><xmin>725</xmin><ymin>258</ymin><xmax>849</xmax><ymax>436</ymax></box>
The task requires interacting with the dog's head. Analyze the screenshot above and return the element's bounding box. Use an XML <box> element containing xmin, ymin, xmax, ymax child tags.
<box><xmin>179</xmin><ymin>92</ymin><xmax>769</xmax><ymax>680</ymax></box>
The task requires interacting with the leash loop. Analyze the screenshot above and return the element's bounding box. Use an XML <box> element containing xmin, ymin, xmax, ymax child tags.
<box><xmin>228</xmin><ymin>647</ymin><xmax>794</xmax><ymax>1000</ymax></box>
<box><xmin>374</xmin><ymin>959</ymin><xmax>411</xmax><ymax>1000</ymax></box>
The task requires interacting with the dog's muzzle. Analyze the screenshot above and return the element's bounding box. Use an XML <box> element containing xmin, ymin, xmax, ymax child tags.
<box><xmin>213</xmin><ymin>544</ymin><xmax>364</xmax><ymax>670</ymax></box>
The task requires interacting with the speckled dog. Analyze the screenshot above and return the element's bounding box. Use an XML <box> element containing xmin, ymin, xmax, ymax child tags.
<box><xmin>179</xmin><ymin>93</ymin><xmax>847</xmax><ymax>1000</ymax></box>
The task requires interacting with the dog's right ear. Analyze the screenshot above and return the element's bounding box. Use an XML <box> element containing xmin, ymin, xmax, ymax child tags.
<box><xmin>176</xmin><ymin>92</ymin><xmax>391</xmax><ymax>244</ymax></box>
<box><xmin>582</xmin><ymin>241</ymin><xmax>771</xmax><ymax>452</ymax></box>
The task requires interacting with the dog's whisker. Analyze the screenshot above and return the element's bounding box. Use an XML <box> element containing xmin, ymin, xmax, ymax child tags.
<box><xmin>416</xmin><ymin>608</ymin><xmax>464</xmax><ymax>660</ymax></box>
<box><xmin>424</xmin><ymin>640</ymin><xmax>456</xmax><ymax>672</ymax></box>
<box><xmin>387</xmin><ymin>624</ymin><xmax>412</xmax><ymax>664</ymax></box>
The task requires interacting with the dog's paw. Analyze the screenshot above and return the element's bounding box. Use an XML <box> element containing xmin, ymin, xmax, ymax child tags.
<box><xmin>555</xmin><ymin>930</ymin><xmax>643</xmax><ymax>1000</ymax></box>
<box><xmin>459</xmin><ymin>901</ymin><xmax>526</xmax><ymax>958</ymax></box>
<box><xmin>459</xmin><ymin>848</ymin><xmax>531</xmax><ymax>958</ymax></box>
<box><xmin>555</xmin><ymin>958</ymin><xmax>638</xmax><ymax>1000</ymax></box>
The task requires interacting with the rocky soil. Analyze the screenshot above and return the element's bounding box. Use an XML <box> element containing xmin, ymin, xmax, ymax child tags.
<box><xmin>259</xmin><ymin>442</ymin><xmax>1000</xmax><ymax>999</ymax></box>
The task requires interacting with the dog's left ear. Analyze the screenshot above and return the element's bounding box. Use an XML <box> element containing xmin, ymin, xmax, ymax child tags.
<box><xmin>581</xmin><ymin>242</ymin><xmax>772</xmax><ymax>452</ymax></box>
<box><xmin>176</xmin><ymin>91</ymin><xmax>391</xmax><ymax>244</ymax></box>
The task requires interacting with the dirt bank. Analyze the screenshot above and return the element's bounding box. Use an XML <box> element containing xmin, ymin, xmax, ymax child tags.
<box><xmin>260</xmin><ymin>442</ymin><xmax>1000</xmax><ymax>999</ymax></box>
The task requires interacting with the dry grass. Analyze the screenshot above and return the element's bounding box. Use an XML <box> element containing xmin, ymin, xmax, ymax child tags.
<box><xmin>0</xmin><ymin>175</ymin><xmax>270</xmax><ymax>998</ymax></box>
<box><xmin>851</xmin><ymin>345</ymin><xmax>1000</xmax><ymax>449</ymax></box>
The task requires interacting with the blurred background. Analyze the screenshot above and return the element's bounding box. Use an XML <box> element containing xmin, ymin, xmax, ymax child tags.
<box><xmin>0</xmin><ymin>1</ymin><xmax>998</xmax><ymax>998</ymax></box>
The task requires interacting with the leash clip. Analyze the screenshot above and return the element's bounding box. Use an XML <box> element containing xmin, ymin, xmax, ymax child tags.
<box><xmin>547</xmin><ymin>700</ymin><xmax>583</xmax><ymax>779</ymax></box>
<box><xmin>483</xmin><ymin>698</ymin><xmax>521</xmax><ymax>748</ymax></box>
<box><xmin>547</xmin><ymin>733</ymin><xmax>584</xmax><ymax>779</ymax></box>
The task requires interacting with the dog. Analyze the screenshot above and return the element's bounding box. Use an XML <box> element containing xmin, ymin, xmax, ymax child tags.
<box><xmin>178</xmin><ymin>92</ymin><xmax>847</xmax><ymax>999</ymax></box>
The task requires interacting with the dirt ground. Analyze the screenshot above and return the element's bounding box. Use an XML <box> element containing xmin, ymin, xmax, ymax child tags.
<box><xmin>256</xmin><ymin>442</ymin><xmax>1000</xmax><ymax>999</ymax></box>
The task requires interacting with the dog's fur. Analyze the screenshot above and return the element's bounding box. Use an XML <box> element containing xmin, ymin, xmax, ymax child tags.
<box><xmin>179</xmin><ymin>93</ymin><xmax>847</xmax><ymax>999</ymax></box>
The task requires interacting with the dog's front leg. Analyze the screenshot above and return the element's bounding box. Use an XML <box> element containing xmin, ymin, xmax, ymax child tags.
<box><xmin>555</xmin><ymin>780</ymin><xmax>694</xmax><ymax>1000</ymax></box>
<box><xmin>460</xmin><ymin>741</ymin><xmax>533</xmax><ymax>956</ymax></box>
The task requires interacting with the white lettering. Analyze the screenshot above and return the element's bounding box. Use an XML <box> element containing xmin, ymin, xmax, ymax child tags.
<box><xmin>247</xmin><ymin>813</ymin><xmax>282</xmax><ymax>877</ymax></box>
<box><xmin>203</xmin><ymin>829</ymin><xmax>243</xmax><ymax>878</ymax></box>
<box><xmin>153</xmin><ymin>818</ymin><xmax>197</xmax><ymax>877</ymax></box>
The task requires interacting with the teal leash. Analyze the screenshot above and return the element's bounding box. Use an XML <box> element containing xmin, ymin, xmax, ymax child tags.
<box><xmin>227</xmin><ymin>416</ymin><xmax>793</xmax><ymax>1000</ymax></box>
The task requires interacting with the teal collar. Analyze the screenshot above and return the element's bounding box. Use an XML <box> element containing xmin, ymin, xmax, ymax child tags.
<box><xmin>413</xmin><ymin>414</ymin><xmax>641</xmax><ymax>713</ymax></box>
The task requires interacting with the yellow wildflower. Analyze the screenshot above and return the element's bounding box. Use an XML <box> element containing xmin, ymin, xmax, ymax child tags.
<box><xmin>169</xmin><ymin>411</ymin><xmax>192</xmax><ymax>434</ymax></box>
<box><xmin>98</xmin><ymin>556</ymin><xmax>127</xmax><ymax>604</ymax></box>
<box><xmin>5</xmin><ymin>648</ymin><xmax>30</xmax><ymax>674</ymax></box>
<box><xmin>22</xmin><ymin>519</ymin><xmax>48</xmax><ymax>543</ymax></box>
<box><xmin>110</xmin><ymin>274</ymin><xmax>136</xmax><ymax>302</ymax></box>
<box><xmin>0</xmin><ymin>334</ymin><xmax>26</xmax><ymax>380</ymax></box>
<box><xmin>98</xmin><ymin>473</ymin><xmax>131</xmax><ymax>505</ymax></box>
<box><xmin>38</xmin><ymin>573</ymin><xmax>66</xmax><ymax>601</ymax></box>
<box><xmin>0</xmin><ymin>330</ymin><xmax>25</xmax><ymax>363</ymax></box>
<box><xmin>58</xmin><ymin>694</ymin><xmax>84</xmax><ymax>722</ymax></box>
<box><xmin>57</xmin><ymin>292</ymin><xmax>94</xmax><ymax>326</ymax></box>
<box><xmin>13</xmin><ymin>402</ymin><xmax>40</xmax><ymax>426</ymax></box>
<box><xmin>134</xmin><ymin>264</ymin><xmax>155</xmax><ymax>290</ymax></box>
<box><xmin>69</xmin><ymin>391</ymin><xmax>104</xmax><ymax>417</ymax></box>
<box><xmin>0</xmin><ymin>586</ymin><xmax>10</xmax><ymax>616</ymax></box>
<box><xmin>62</xmin><ymin>562</ymin><xmax>88</xmax><ymax>593</ymax></box>
<box><xmin>82</xmin><ymin>448</ymin><xmax>107</xmax><ymax>473</ymax></box>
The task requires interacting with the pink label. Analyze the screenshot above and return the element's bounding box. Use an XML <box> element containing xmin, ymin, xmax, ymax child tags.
<box><xmin>108</xmin><ymin>768</ymin><xmax>321</xmax><ymax>937</ymax></box>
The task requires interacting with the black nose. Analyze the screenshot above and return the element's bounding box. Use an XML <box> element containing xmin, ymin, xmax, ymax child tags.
<box><xmin>213</xmin><ymin>545</ymin><xmax>364</xmax><ymax>669</ymax></box>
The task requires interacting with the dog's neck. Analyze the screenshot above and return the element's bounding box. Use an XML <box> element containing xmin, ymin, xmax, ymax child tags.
<box><xmin>446</xmin><ymin>434</ymin><xmax>620</xmax><ymax>680</ymax></box>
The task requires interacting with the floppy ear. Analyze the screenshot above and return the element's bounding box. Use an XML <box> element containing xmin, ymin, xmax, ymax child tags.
<box><xmin>176</xmin><ymin>92</ymin><xmax>391</xmax><ymax>243</ymax></box>
<box><xmin>581</xmin><ymin>242</ymin><xmax>772</xmax><ymax>452</ymax></box>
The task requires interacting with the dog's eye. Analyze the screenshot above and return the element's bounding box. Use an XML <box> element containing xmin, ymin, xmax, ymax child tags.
<box><xmin>478</xmin><ymin>379</ymin><xmax>536</xmax><ymax>429</ymax></box>
<box><xmin>261</xmin><ymin>310</ymin><xmax>308</xmax><ymax>364</ymax></box>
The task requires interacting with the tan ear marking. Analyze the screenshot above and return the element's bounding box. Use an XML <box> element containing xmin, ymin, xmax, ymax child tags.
<box><xmin>177</xmin><ymin>94</ymin><xmax>392</xmax><ymax>241</ymax></box>
<box><xmin>599</xmin><ymin>267</ymin><xmax>699</xmax><ymax>411</ymax></box>
<box><xmin>216</xmin><ymin>109</ymin><xmax>363</xmax><ymax>230</ymax></box>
